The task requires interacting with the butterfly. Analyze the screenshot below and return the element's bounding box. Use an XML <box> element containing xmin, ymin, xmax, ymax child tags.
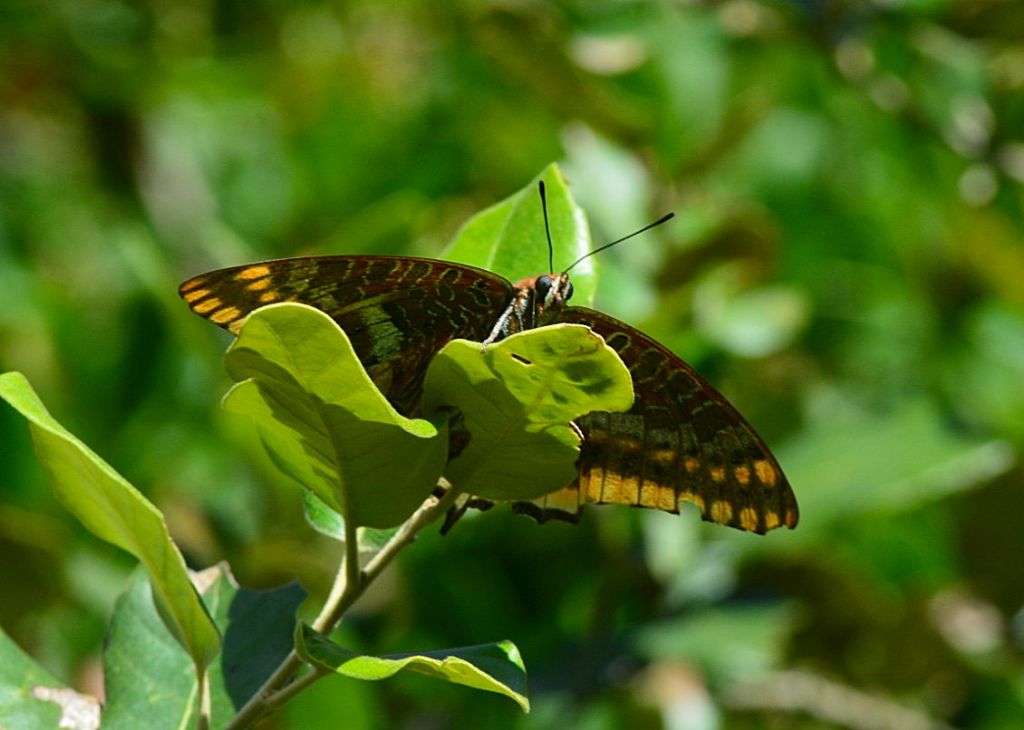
<box><xmin>179</xmin><ymin>198</ymin><xmax>798</xmax><ymax>534</ymax></box>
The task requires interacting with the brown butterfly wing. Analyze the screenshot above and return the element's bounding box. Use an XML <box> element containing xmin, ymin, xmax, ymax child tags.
<box><xmin>180</xmin><ymin>257</ymin><xmax>797</xmax><ymax>533</ymax></box>
<box><xmin>515</xmin><ymin>306</ymin><xmax>799</xmax><ymax>534</ymax></box>
<box><xmin>179</xmin><ymin>256</ymin><xmax>515</xmax><ymax>415</ymax></box>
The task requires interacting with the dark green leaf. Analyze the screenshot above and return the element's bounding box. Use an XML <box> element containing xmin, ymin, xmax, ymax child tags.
<box><xmin>102</xmin><ymin>565</ymin><xmax>305</xmax><ymax>729</ymax></box>
<box><xmin>208</xmin><ymin>571</ymin><xmax>307</xmax><ymax>717</ymax></box>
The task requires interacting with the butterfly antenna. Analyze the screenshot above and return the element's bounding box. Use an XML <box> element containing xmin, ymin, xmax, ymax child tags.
<box><xmin>539</xmin><ymin>181</ymin><xmax>555</xmax><ymax>273</ymax></box>
<box><xmin>565</xmin><ymin>212</ymin><xmax>675</xmax><ymax>273</ymax></box>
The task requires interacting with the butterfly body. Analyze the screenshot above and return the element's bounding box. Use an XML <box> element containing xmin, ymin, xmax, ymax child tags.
<box><xmin>180</xmin><ymin>255</ymin><xmax>798</xmax><ymax>534</ymax></box>
<box><xmin>484</xmin><ymin>272</ymin><xmax>574</xmax><ymax>344</ymax></box>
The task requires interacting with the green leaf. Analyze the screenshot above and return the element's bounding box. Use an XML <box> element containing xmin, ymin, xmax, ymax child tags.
<box><xmin>302</xmin><ymin>492</ymin><xmax>401</xmax><ymax>555</ymax></box>
<box><xmin>102</xmin><ymin>570</ymin><xmax>200</xmax><ymax>729</ymax></box>
<box><xmin>0</xmin><ymin>627</ymin><xmax>85</xmax><ymax>730</ymax></box>
<box><xmin>422</xmin><ymin>324</ymin><xmax>633</xmax><ymax>501</ymax></box>
<box><xmin>442</xmin><ymin>163</ymin><xmax>597</xmax><ymax>305</ymax></box>
<box><xmin>296</xmin><ymin>624</ymin><xmax>529</xmax><ymax>713</ymax></box>
<box><xmin>0</xmin><ymin>372</ymin><xmax>220</xmax><ymax>671</ymax></box>
<box><xmin>222</xmin><ymin>303</ymin><xmax>448</xmax><ymax>529</ymax></box>
<box><xmin>206</xmin><ymin>570</ymin><xmax>307</xmax><ymax>720</ymax></box>
<box><xmin>302</xmin><ymin>491</ymin><xmax>347</xmax><ymax>540</ymax></box>
<box><xmin>102</xmin><ymin>565</ymin><xmax>306</xmax><ymax>729</ymax></box>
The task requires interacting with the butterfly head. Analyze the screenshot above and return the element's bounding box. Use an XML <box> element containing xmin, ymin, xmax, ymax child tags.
<box><xmin>509</xmin><ymin>272</ymin><xmax>574</xmax><ymax>324</ymax></box>
<box><xmin>535</xmin><ymin>272</ymin><xmax>574</xmax><ymax>313</ymax></box>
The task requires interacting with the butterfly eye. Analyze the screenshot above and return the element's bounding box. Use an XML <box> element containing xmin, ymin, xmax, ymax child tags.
<box><xmin>535</xmin><ymin>275</ymin><xmax>553</xmax><ymax>299</ymax></box>
<box><xmin>564</xmin><ymin>281</ymin><xmax>574</xmax><ymax>301</ymax></box>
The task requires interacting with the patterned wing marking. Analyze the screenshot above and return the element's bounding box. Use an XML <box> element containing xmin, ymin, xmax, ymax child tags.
<box><xmin>514</xmin><ymin>307</ymin><xmax>799</xmax><ymax>534</ymax></box>
<box><xmin>180</xmin><ymin>255</ymin><xmax>515</xmax><ymax>414</ymax></box>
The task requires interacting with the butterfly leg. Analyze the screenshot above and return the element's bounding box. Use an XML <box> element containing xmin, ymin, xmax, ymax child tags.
<box><xmin>483</xmin><ymin>303</ymin><xmax>516</xmax><ymax>346</ymax></box>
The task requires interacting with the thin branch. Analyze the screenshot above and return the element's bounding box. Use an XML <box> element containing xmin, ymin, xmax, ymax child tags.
<box><xmin>225</xmin><ymin>486</ymin><xmax>463</xmax><ymax>729</ymax></box>
<box><xmin>196</xmin><ymin>666</ymin><xmax>210</xmax><ymax>730</ymax></box>
<box><xmin>313</xmin><ymin>516</ymin><xmax>361</xmax><ymax>633</ymax></box>
<box><xmin>315</xmin><ymin>484</ymin><xmax>462</xmax><ymax>630</ymax></box>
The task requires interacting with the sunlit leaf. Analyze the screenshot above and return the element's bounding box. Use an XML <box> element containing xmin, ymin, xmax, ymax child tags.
<box><xmin>442</xmin><ymin>163</ymin><xmax>596</xmax><ymax>305</ymax></box>
<box><xmin>296</xmin><ymin>624</ymin><xmax>529</xmax><ymax>712</ymax></box>
<box><xmin>0</xmin><ymin>372</ymin><xmax>220</xmax><ymax>671</ymax></box>
<box><xmin>222</xmin><ymin>303</ymin><xmax>448</xmax><ymax>529</ymax></box>
<box><xmin>422</xmin><ymin>324</ymin><xmax>633</xmax><ymax>501</ymax></box>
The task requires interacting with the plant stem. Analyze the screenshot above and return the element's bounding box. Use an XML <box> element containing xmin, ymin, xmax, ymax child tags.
<box><xmin>225</xmin><ymin>486</ymin><xmax>462</xmax><ymax>729</ymax></box>
<box><xmin>196</xmin><ymin>668</ymin><xmax>211</xmax><ymax>730</ymax></box>
<box><xmin>313</xmin><ymin>511</ymin><xmax>362</xmax><ymax>633</ymax></box>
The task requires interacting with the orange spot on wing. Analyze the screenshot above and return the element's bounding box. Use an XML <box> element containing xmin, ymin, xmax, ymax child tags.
<box><xmin>583</xmin><ymin>469</ymin><xmax>604</xmax><ymax>503</ymax></box>
<box><xmin>739</xmin><ymin>507</ymin><xmax>759</xmax><ymax>531</ymax></box>
<box><xmin>183</xmin><ymin>288</ymin><xmax>210</xmax><ymax>303</ymax></box>
<box><xmin>237</xmin><ymin>265</ymin><xmax>271</xmax><ymax>280</ymax></box>
<box><xmin>764</xmin><ymin>511</ymin><xmax>781</xmax><ymax>530</ymax></box>
<box><xmin>541</xmin><ymin>486</ymin><xmax>582</xmax><ymax>514</ymax></box>
<box><xmin>649</xmin><ymin>449</ymin><xmax>676</xmax><ymax>464</ymax></box>
<box><xmin>754</xmin><ymin>460</ymin><xmax>777</xmax><ymax>487</ymax></box>
<box><xmin>210</xmin><ymin>306</ymin><xmax>242</xmax><ymax>325</ymax></box>
<box><xmin>734</xmin><ymin>465</ymin><xmax>751</xmax><ymax>485</ymax></box>
<box><xmin>710</xmin><ymin>500</ymin><xmax>734</xmax><ymax>525</ymax></box>
<box><xmin>180</xmin><ymin>277</ymin><xmax>206</xmax><ymax>293</ymax></box>
<box><xmin>602</xmin><ymin>473</ymin><xmax>640</xmax><ymax>505</ymax></box>
<box><xmin>680</xmin><ymin>491</ymin><xmax>705</xmax><ymax>514</ymax></box>
<box><xmin>655</xmin><ymin>486</ymin><xmax>677</xmax><ymax>511</ymax></box>
<box><xmin>193</xmin><ymin>297</ymin><xmax>222</xmax><ymax>314</ymax></box>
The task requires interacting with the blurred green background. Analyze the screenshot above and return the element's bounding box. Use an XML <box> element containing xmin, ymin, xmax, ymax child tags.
<box><xmin>2</xmin><ymin>1</ymin><xmax>1024</xmax><ymax>728</ymax></box>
